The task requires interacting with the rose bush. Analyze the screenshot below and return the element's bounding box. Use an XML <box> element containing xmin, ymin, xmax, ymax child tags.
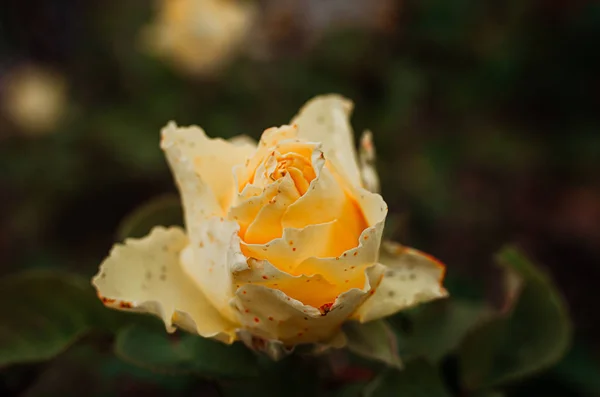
<box><xmin>93</xmin><ymin>95</ymin><xmax>447</xmax><ymax>349</ymax></box>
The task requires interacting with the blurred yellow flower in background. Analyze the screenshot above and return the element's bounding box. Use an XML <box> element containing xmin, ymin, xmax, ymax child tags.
<box><xmin>141</xmin><ymin>0</ymin><xmax>256</xmax><ymax>75</ymax></box>
<box><xmin>93</xmin><ymin>95</ymin><xmax>447</xmax><ymax>352</ymax></box>
<box><xmin>2</xmin><ymin>66</ymin><xmax>67</xmax><ymax>136</ymax></box>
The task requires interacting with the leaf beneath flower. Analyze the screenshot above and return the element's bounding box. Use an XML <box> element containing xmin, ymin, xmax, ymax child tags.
<box><xmin>115</xmin><ymin>323</ymin><xmax>258</xmax><ymax>378</ymax></box>
<box><xmin>459</xmin><ymin>246</ymin><xmax>572</xmax><ymax>390</ymax></box>
<box><xmin>344</xmin><ymin>320</ymin><xmax>402</xmax><ymax>369</ymax></box>
<box><xmin>0</xmin><ymin>270</ymin><xmax>111</xmax><ymax>366</ymax></box>
<box><xmin>364</xmin><ymin>359</ymin><xmax>451</xmax><ymax>397</ymax></box>
<box><xmin>391</xmin><ymin>299</ymin><xmax>491</xmax><ymax>363</ymax></box>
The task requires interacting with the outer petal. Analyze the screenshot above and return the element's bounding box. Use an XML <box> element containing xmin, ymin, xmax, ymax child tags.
<box><xmin>180</xmin><ymin>217</ymin><xmax>247</xmax><ymax>323</ymax></box>
<box><xmin>92</xmin><ymin>227</ymin><xmax>236</xmax><ymax>343</ymax></box>
<box><xmin>353</xmin><ymin>242</ymin><xmax>448</xmax><ymax>323</ymax></box>
<box><xmin>291</xmin><ymin>94</ymin><xmax>362</xmax><ymax>188</ymax></box>
<box><xmin>228</xmin><ymin>134</ymin><xmax>257</xmax><ymax>147</ymax></box>
<box><xmin>161</xmin><ymin>121</ymin><xmax>255</xmax><ymax>212</ymax></box>
<box><xmin>359</xmin><ymin>130</ymin><xmax>380</xmax><ymax>193</ymax></box>
<box><xmin>231</xmin><ymin>264</ymin><xmax>385</xmax><ymax>346</ymax></box>
<box><xmin>162</xmin><ymin>122</ymin><xmax>250</xmax><ymax>323</ymax></box>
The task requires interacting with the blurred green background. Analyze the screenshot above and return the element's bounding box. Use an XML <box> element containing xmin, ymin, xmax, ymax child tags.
<box><xmin>1</xmin><ymin>0</ymin><xmax>600</xmax><ymax>395</ymax></box>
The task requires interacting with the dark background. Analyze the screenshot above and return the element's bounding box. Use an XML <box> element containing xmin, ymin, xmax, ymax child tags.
<box><xmin>1</xmin><ymin>0</ymin><xmax>599</xmax><ymax>395</ymax></box>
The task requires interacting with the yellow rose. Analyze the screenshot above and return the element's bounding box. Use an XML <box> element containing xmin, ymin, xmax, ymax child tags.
<box><xmin>140</xmin><ymin>0</ymin><xmax>256</xmax><ymax>75</ymax></box>
<box><xmin>93</xmin><ymin>95</ymin><xmax>447</xmax><ymax>349</ymax></box>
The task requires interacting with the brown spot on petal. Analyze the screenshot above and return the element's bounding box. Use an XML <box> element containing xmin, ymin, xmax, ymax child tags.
<box><xmin>254</xmin><ymin>317</ymin><xmax>260</xmax><ymax>323</ymax></box>
<box><xmin>268</xmin><ymin>316</ymin><xmax>274</xmax><ymax>321</ymax></box>
<box><xmin>262</xmin><ymin>275</ymin><xmax>268</xmax><ymax>280</ymax></box>
<box><xmin>353</xmin><ymin>252</ymin><xmax>358</xmax><ymax>256</ymax></box>
<box><xmin>119</xmin><ymin>301</ymin><xmax>133</xmax><ymax>309</ymax></box>
<box><xmin>319</xmin><ymin>302</ymin><xmax>333</xmax><ymax>315</ymax></box>
<box><xmin>100</xmin><ymin>296</ymin><xmax>116</xmax><ymax>304</ymax></box>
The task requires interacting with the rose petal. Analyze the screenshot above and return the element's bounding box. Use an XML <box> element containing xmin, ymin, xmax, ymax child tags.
<box><xmin>161</xmin><ymin>121</ymin><xmax>255</xmax><ymax>212</ymax></box>
<box><xmin>293</xmin><ymin>220</ymin><xmax>383</xmax><ymax>293</ymax></box>
<box><xmin>92</xmin><ymin>227</ymin><xmax>236</xmax><ymax>342</ymax></box>
<box><xmin>283</xmin><ymin>148</ymin><xmax>367</xmax><ymax>254</ymax></box>
<box><xmin>241</xmin><ymin>221</ymin><xmax>337</xmax><ymax>272</ymax></box>
<box><xmin>180</xmin><ymin>217</ymin><xmax>247</xmax><ymax>323</ymax></box>
<box><xmin>291</xmin><ymin>94</ymin><xmax>362</xmax><ymax>188</ymax></box>
<box><xmin>359</xmin><ymin>130</ymin><xmax>380</xmax><ymax>193</ymax></box>
<box><xmin>231</xmin><ymin>264</ymin><xmax>384</xmax><ymax>346</ymax></box>
<box><xmin>292</xmin><ymin>186</ymin><xmax>387</xmax><ymax>287</ymax></box>
<box><xmin>232</xmin><ymin>258</ymin><xmax>339</xmax><ymax>308</ymax></box>
<box><xmin>241</xmin><ymin>221</ymin><xmax>378</xmax><ymax>306</ymax></box>
<box><xmin>229</xmin><ymin>174</ymin><xmax>298</xmax><ymax>239</ymax></box>
<box><xmin>234</xmin><ymin>139</ymin><xmax>317</xmax><ymax>200</ymax></box>
<box><xmin>228</xmin><ymin>134</ymin><xmax>257</xmax><ymax>147</ymax></box>
<box><xmin>353</xmin><ymin>242</ymin><xmax>448</xmax><ymax>323</ymax></box>
<box><xmin>244</xmin><ymin>174</ymin><xmax>300</xmax><ymax>244</ymax></box>
<box><xmin>234</xmin><ymin>125</ymin><xmax>299</xmax><ymax>192</ymax></box>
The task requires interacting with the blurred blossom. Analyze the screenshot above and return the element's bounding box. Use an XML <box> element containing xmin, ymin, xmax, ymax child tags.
<box><xmin>2</xmin><ymin>66</ymin><xmax>67</xmax><ymax>136</ymax></box>
<box><xmin>140</xmin><ymin>0</ymin><xmax>257</xmax><ymax>75</ymax></box>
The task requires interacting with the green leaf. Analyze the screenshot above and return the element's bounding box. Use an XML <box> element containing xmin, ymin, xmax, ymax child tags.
<box><xmin>116</xmin><ymin>194</ymin><xmax>184</xmax><ymax>240</ymax></box>
<box><xmin>344</xmin><ymin>320</ymin><xmax>402</xmax><ymax>369</ymax></box>
<box><xmin>365</xmin><ymin>359</ymin><xmax>452</xmax><ymax>397</ymax></box>
<box><xmin>392</xmin><ymin>299</ymin><xmax>491</xmax><ymax>363</ymax></box>
<box><xmin>459</xmin><ymin>246</ymin><xmax>572</xmax><ymax>390</ymax></box>
<box><xmin>0</xmin><ymin>270</ymin><xmax>107</xmax><ymax>366</ymax></box>
<box><xmin>20</xmin><ymin>344</ymin><xmax>204</xmax><ymax>397</ymax></box>
<box><xmin>115</xmin><ymin>323</ymin><xmax>258</xmax><ymax>378</ymax></box>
